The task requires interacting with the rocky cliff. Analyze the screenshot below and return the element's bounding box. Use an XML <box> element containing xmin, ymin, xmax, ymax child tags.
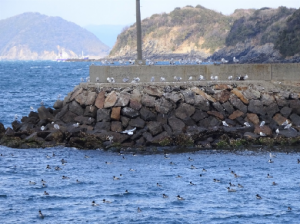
<box><xmin>0</xmin><ymin>12</ymin><xmax>110</xmax><ymax>60</ymax></box>
<box><xmin>109</xmin><ymin>5</ymin><xmax>248</xmax><ymax>59</ymax></box>
<box><xmin>109</xmin><ymin>5</ymin><xmax>300</xmax><ymax>63</ymax></box>
<box><xmin>1</xmin><ymin>81</ymin><xmax>300</xmax><ymax>151</ymax></box>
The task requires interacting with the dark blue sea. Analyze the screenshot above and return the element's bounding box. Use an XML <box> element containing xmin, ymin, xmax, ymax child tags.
<box><xmin>0</xmin><ymin>61</ymin><xmax>300</xmax><ymax>223</ymax></box>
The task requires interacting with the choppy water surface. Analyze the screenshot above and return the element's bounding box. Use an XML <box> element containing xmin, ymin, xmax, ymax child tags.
<box><xmin>0</xmin><ymin>61</ymin><xmax>300</xmax><ymax>223</ymax></box>
<box><xmin>0</xmin><ymin>147</ymin><xmax>299</xmax><ymax>223</ymax></box>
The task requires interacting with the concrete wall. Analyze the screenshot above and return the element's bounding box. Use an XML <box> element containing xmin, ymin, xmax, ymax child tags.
<box><xmin>90</xmin><ymin>63</ymin><xmax>299</xmax><ymax>83</ymax></box>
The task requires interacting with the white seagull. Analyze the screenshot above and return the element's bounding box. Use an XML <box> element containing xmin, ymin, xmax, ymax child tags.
<box><xmin>222</xmin><ymin>121</ymin><xmax>229</xmax><ymax>127</ymax></box>
<box><xmin>260</xmin><ymin>121</ymin><xmax>265</xmax><ymax>127</ymax></box>
<box><xmin>150</xmin><ymin>77</ymin><xmax>155</xmax><ymax>82</ymax></box>
<box><xmin>54</xmin><ymin>124</ymin><xmax>60</xmax><ymax>130</ymax></box>
<box><xmin>244</xmin><ymin>122</ymin><xmax>251</xmax><ymax>127</ymax></box>
<box><xmin>160</xmin><ymin>77</ymin><xmax>166</xmax><ymax>82</ymax></box>
<box><xmin>199</xmin><ymin>75</ymin><xmax>205</xmax><ymax>80</ymax></box>
<box><xmin>121</xmin><ymin>127</ymin><xmax>136</xmax><ymax>135</ymax></box>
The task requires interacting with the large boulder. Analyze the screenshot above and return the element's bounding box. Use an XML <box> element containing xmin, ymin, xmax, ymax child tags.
<box><xmin>214</xmin><ymin>90</ymin><xmax>231</xmax><ymax>103</ymax></box>
<box><xmin>84</xmin><ymin>105</ymin><xmax>97</xmax><ymax>118</ymax></box>
<box><xmin>94</xmin><ymin>122</ymin><xmax>111</xmax><ymax>132</ymax></box>
<box><xmin>164</xmin><ymin>92</ymin><xmax>182</xmax><ymax>103</ymax></box>
<box><xmin>104</xmin><ymin>91</ymin><xmax>117</xmax><ymax>108</ymax></box>
<box><xmin>121</xmin><ymin>107</ymin><xmax>139</xmax><ymax>118</ymax></box>
<box><xmin>168</xmin><ymin>117</ymin><xmax>185</xmax><ymax>133</ymax></box>
<box><xmin>290</xmin><ymin>113</ymin><xmax>300</xmax><ymax>126</ymax></box>
<box><xmin>97</xmin><ymin>109</ymin><xmax>111</xmax><ymax>122</ymax></box>
<box><xmin>231</xmin><ymin>88</ymin><xmax>249</xmax><ymax>104</ymax></box>
<box><xmin>247</xmin><ymin>113</ymin><xmax>260</xmax><ymax>125</ymax></box>
<box><xmin>261</xmin><ymin>93</ymin><xmax>275</xmax><ymax>106</ymax></box>
<box><xmin>140</xmin><ymin>107</ymin><xmax>156</xmax><ymax>121</ymax></box>
<box><xmin>61</xmin><ymin>111</ymin><xmax>77</xmax><ymax>123</ymax></box>
<box><xmin>248</xmin><ymin>100</ymin><xmax>265</xmax><ymax>115</ymax></box>
<box><xmin>111</xmin><ymin>121</ymin><xmax>123</xmax><ymax>132</ymax></box>
<box><xmin>289</xmin><ymin>100</ymin><xmax>300</xmax><ymax>114</ymax></box>
<box><xmin>175</xmin><ymin>103</ymin><xmax>195</xmax><ymax>120</ymax></box>
<box><xmin>53</xmin><ymin>100</ymin><xmax>63</xmax><ymax>109</ymax></box>
<box><xmin>85</xmin><ymin>92</ymin><xmax>97</xmax><ymax>106</ymax></box>
<box><xmin>111</xmin><ymin>107</ymin><xmax>121</xmax><ymax>121</ymax></box>
<box><xmin>230</xmin><ymin>95</ymin><xmax>248</xmax><ymax>114</ymax></box>
<box><xmin>280</xmin><ymin>107</ymin><xmax>292</xmax><ymax>118</ymax></box>
<box><xmin>95</xmin><ymin>91</ymin><xmax>105</xmax><ymax>109</ymax></box>
<box><xmin>155</xmin><ymin>98</ymin><xmax>173</xmax><ymax>114</ymax></box>
<box><xmin>130</xmin><ymin>89</ymin><xmax>142</xmax><ymax>110</ymax></box>
<box><xmin>147</xmin><ymin>121</ymin><xmax>163</xmax><ymax>136</ymax></box>
<box><xmin>38</xmin><ymin>106</ymin><xmax>54</xmax><ymax>120</ymax></box>
<box><xmin>129</xmin><ymin>117</ymin><xmax>145</xmax><ymax>128</ymax></box>
<box><xmin>141</xmin><ymin>94</ymin><xmax>156</xmax><ymax>107</ymax></box>
<box><xmin>69</xmin><ymin>101</ymin><xmax>84</xmax><ymax>116</ymax></box>
<box><xmin>191</xmin><ymin>110</ymin><xmax>208</xmax><ymax>122</ymax></box>
<box><xmin>182</xmin><ymin>90</ymin><xmax>195</xmax><ymax>104</ymax></box>
<box><xmin>144</xmin><ymin>86</ymin><xmax>163</xmax><ymax>97</ymax></box>
<box><xmin>115</xmin><ymin>92</ymin><xmax>130</xmax><ymax>107</ymax></box>
<box><xmin>222</xmin><ymin>101</ymin><xmax>235</xmax><ymax>114</ymax></box>
<box><xmin>207</xmin><ymin>111</ymin><xmax>224</xmax><ymax>120</ymax></box>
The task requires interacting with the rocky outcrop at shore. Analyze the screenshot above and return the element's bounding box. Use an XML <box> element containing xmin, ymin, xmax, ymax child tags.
<box><xmin>1</xmin><ymin>81</ymin><xmax>300</xmax><ymax>151</ymax></box>
<box><xmin>209</xmin><ymin>42</ymin><xmax>300</xmax><ymax>64</ymax></box>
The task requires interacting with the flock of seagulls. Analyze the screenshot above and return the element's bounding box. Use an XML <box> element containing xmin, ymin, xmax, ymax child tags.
<box><xmin>222</xmin><ymin>118</ymin><xmax>295</xmax><ymax>137</ymax></box>
<box><xmin>100</xmin><ymin>57</ymin><xmax>243</xmax><ymax>66</ymax></box>
<box><xmin>94</xmin><ymin>57</ymin><xmax>240</xmax><ymax>67</ymax></box>
<box><xmin>93</xmin><ymin>74</ymin><xmax>249</xmax><ymax>83</ymax></box>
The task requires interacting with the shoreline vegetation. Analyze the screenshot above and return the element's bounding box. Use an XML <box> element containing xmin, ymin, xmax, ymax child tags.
<box><xmin>1</xmin><ymin>81</ymin><xmax>300</xmax><ymax>153</ymax></box>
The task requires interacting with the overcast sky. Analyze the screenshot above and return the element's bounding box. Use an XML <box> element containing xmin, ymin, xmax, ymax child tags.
<box><xmin>1</xmin><ymin>0</ymin><xmax>300</xmax><ymax>27</ymax></box>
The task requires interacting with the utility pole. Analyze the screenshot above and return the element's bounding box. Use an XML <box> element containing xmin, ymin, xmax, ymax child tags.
<box><xmin>136</xmin><ymin>0</ymin><xmax>145</xmax><ymax>64</ymax></box>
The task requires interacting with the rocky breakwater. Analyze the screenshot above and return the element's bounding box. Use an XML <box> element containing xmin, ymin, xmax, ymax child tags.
<box><xmin>1</xmin><ymin>81</ymin><xmax>300</xmax><ymax>151</ymax></box>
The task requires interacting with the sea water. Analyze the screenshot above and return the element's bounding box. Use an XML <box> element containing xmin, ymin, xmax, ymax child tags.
<box><xmin>0</xmin><ymin>61</ymin><xmax>299</xmax><ymax>223</ymax></box>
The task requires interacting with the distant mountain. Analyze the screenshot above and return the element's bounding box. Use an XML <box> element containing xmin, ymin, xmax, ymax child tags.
<box><xmin>0</xmin><ymin>12</ymin><xmax>110</xmax><ymax>60</ymax></box>
<box><xmin>84</xmin><ymin>24</ymin><xmax>128</xmax><ymax>48</ymax></box>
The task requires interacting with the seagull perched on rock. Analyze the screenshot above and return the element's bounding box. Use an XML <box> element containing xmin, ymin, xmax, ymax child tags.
<box><xmin>221</xmin><ymin>58</ymin><xmax>228</xmax><ymax>63</ymax></box>
<box><xmin>281</xmin><ymin>120</ymin><xmax>289</xmax><ymax>126</ymax></box>
<box><xmin>260</xmin><ymin>121</ymin><xmax>265</xmax><ymax>127</ymax></box>
<box><xmin>160</xmin><ymin>77</ymin><xmax>166</xmax><ymax>82</ymax></box>
<box><xmin>284</xmin><ymin>123</ymin><xmax>292</xmax><ymax>129</ymax></box>
<box><xmin>107</xmin><ymin>77</ymin><xmax>115</xmax><ymax>83</ymax></box>
<box><xmin>73</xmin><ymin>123</ymin><xmax>79</xmax><ymax>127</ymax></box>
<box><xmin>244</xmin><ymin>122</ymin><xmax>251</xmax><ymax>127</ymax></box>
<box><xmin>199</xmin><ymin>75</ymin><xmax>205</xmax><ymax>80</ymax></box>
<box><xmin>260</xmin><ymin>132</ymin><xmax>266</xmax><ymax>137</ymax></box>
<box><xmin>131</xmin><ymin>77</ymin><xmax>140</xmax><ymax>83</ymax></box>
<box><xmin>150</xmin><ymin>77</ymin><xmax>155</xmax><ymax>82</ymax></box>
<box><xmin>106</xmin><ymin>136</ymin><xmax>113</xmax><ymax>142</ymax></box>
<box><xmin>41</xmin><ymin>126</ymin><xmax>45</xmax><ymax>131</ymax></box>
<box><xmin>222</xmin><ymin>121</ymin><xmax>229</xmax><ymax>127</ymax></box>
<box><xmin>188</xmin><ymin>76</ymin><xmax>193</xmax><ymax>81</ymax></box>
<box><xmin>233</xmin><ymin>57</ymin><xmax>239</xmax><ymax>63</ymax></box>
<box><xmin>228</xmin><ymin>76</ymin><xmax>233</xmax><ymax>80</ymax></box>
<box><xmin>211</xmin><ymin>75</ymin><xmax>218</xmax><ymax>80</ymax></box>
<box><xmin>96</xmin><ymin>77</ymin><xmax>100</xmax><ymax>83</ymax></box>
<box><xmin>54</xmin><ymin>124</ymin><xmax>60</xmax><ymax>130</ymax></box>
<box><xmin>120</xmin><ymin>127</ymin><xmax>136</xmax><ymax>135</ymax></box>
<box><xmin>174</xmin><ymin>76</ymin><xmax>182</xmax><ymax>81</ymax></box>
<box><xmin>122</xmin><ymin>77</ymin><xmax>129</xmax><ymax>83</ymax></box>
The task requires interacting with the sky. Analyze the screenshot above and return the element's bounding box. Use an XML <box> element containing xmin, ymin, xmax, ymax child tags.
<box><xmin>1</xmin><ymin>0</ymin><xmax>300</xmax><ymax>27</ymax></box>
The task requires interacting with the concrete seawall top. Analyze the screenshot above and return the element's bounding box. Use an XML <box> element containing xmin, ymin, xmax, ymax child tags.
<box><xmin>89</xmin><ymin>63</ymin><xmax>300</xmax><ymax>84</ymax></box>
